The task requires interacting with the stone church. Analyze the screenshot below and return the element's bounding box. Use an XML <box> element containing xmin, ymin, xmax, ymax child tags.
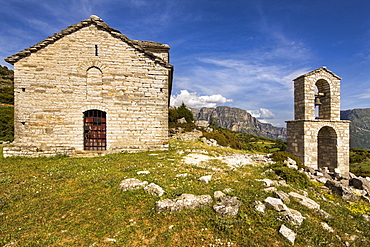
<box><xmin>4</xmin><ymin>15</ymin><xmax>173</xmax><ymax>157</ymax></box>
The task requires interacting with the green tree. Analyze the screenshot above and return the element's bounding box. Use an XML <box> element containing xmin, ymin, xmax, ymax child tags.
<box><xmin>173</xmin><ymin>102</ymin><xmax>194</xmax><ymax>123</ymax></box>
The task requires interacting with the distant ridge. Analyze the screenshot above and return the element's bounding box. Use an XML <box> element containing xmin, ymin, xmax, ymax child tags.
<box><xmin>341</xmin><ymin>108</ymin><xmax>370</xmax><ymax>150</ymax></box>
<box><xmin>190</xmin><ymin>106</ymin><xmax>286</xmax><ymax>140</ymax></box>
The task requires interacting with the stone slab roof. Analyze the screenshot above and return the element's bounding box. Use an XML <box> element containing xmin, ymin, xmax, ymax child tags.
<box><xmin>5</xmin><ymin>15</ymin><xmax>172</xmax><ymax>68</ymax></box>
<box><xmin>294</xmin><ymin>67</ymin><xmax>342</xmax><ymax>81</ymax></box>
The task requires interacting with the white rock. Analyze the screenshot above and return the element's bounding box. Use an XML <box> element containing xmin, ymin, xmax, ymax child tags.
<box><xmin>289</xmin><ymin>192</ymin><xmax>320</xmax><ymax>210</ymax></box>
<box><xmin>144</xmin><ymin>183</ymin><xmax>164</xmax><ymax>196</ymax></box>
<box><xmin>321</xmin><ymin>222</ymin><xmax>334</xmax><ymax>232</ymax></box>
<box><xmin>264</xmin><ymin>197</ymin><xmax>289</xmax><ymax>212</ymax></box>
<box><xmin>254</xmin><ymin>201</ymin><xmax>266</xmax><ymax>213</ymax></box>
<box><xmin>279</xmin><ymin>225</ymin><xmax>296</xmax><ymax>245</ymax></box>
<box><xmin>176</xmin><ymin>173</ymin><xmax>189</xmax><ymax>177</ymax></box>
<box><xmin>137</xmin><ymin>171</ymin><xmax>150</xmax><ymax>175</ymax></box>
<box><xmin>199</xmin><ymin>175</ymin><xmax>212</xmax><ymax>184</ymax></box>
<box><xmin>119</xmin><ymin>178</ymin><xmax>148</xmax><ymax>192</ymax></box>
<box><xmin>214</xmin><ymin>191</ymin><xmax>226</xmax><ymax>199</ymax></box>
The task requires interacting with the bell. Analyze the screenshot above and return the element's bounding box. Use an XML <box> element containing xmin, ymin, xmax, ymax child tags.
<box><xmin>314</xmin><ymin>97</ymin><xmax>322</xmax><ymax>106</ymax></box>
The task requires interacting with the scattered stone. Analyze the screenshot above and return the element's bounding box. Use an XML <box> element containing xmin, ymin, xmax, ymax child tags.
<box><xmin>349</xmin><ymin>177</ymin><xmax>370</xmax><ymax>192</ymax></box>
<box><xmin>176</xmin><ymin>173</ymin><xmax>189</xmax><ymax>178</ymax></box>
<box><xmin>137</xmin><ymin>171</ymin><xmax>150</xmax><ymax>175</ymax></box>
<box><xmin>289</xmin><ymin>192</ymin><xmax>320</xmax><ymax>210</ymax></box>
<box><xmin>275</xmin><ymin>191</ymin><xmax>291</xmax><ymax>204</ymax></box>
<box><xmin>284</xmin><ymin>157</ymin><xmax>298</xmax><ymax>170</ymax></box>
<box><xmin>119</xmin><ymin>178</ymin><xmax>148</xmax><ymax>192</ymax></box>
<box><xmin>256</xmin><ymin>178</ymin><xmax>275</xmax><ymax>187</ymax></box>
<box><xmin>198</xmin><ymin>175</ymin><xmax>212</xmax><ymax>184</ymax></box>
<box><xmin>104</xmin><ymin>238</ymin><xmax>117</xmax><ymax>243</ymax></box>
<box><xmin>279</xmin><ymin>208</ymin><xmax>305</xmax><ymax>226</ymax></box>
<box><xmin>325</xmin><ymin>180</ymin><xmax>359</xmax><ymax>201</ymax></box>
<box><xmin>254</xmin><ymin>201</ymin><xmax>266</xmax><ymax>213</ymax></box>
<box><xmin>213</xmin><ymin>196</ymin><xmax>243</xmax><ymax>217</ymax></box>
<box><xmin>264</xmin><ymin>197</ymin><xmax>289</xmax><ymax>212</ymax></box>
<box><xmin>155</xmin><ymin>194</ymin><xmax>213</xmax><ymax>213</ymax></box>
<box><xmin>264</xmin><ymin>187</ymin><xmax>277</xmax><ymax>192</ymax></box>
<box><xmin>195</xmin><ymin>120</ymin><xmax>209</xmax><ymax>128</ymax></box>
<box><xmin>214</xmin><ymin>191</ymin><xmax>226</xmax><ymax>199</ymax></box>
<box><xmin>316</xmin><ymin>209</ymin><xmax>332</xmax><ymax>219</ymax></box>
<box><xmin>177</xmin><ymin>117</ymin><xmax>187</xmax><ymax>124</ymax></box>
<box><xmin>144</xmin><ymin>183</ymin><xmax>164</xmax><ymax>196</ymax></box>
<box><xmin>223</xmin><ymin>188</ymin><xmax>233</xmax><ymax>194</ymax></box>
<box><xmin>321</xmin><ymin>222</ymin><xmax>334</xmax><ymax>232</ymax></box>
<box><xmin>201</xmin><ymin>137</ymin><xmax>218</xmax><ymax>147</ymax></box>
<box><xmin>279</xmin><ymin>224</ymin><xmax>296</xmax><ymax>245</ymax></box>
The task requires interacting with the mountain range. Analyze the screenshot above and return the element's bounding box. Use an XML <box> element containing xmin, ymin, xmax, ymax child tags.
<box><xmin>341</xmin><ymin>108</ymin><xmax>370</xmax><ymax>150</ymax></box>
<box><xmin>190</xmin><ymin>106</ymin><xmax>286</xmax><ymax>140</ymax></box>
<box><xmin>191</xmin><ymin>106</ymin><xmax>370</xmax><ymax>150</ymax></box>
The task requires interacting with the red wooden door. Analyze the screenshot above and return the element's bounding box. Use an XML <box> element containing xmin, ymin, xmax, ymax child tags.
<box><xmin>84</xmin><ymin>110</ymin><xmax>106</xmax><ymax>151</ymax></box>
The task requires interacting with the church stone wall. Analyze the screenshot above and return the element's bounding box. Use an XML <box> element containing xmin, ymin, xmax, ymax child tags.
<box><xmin>4</xmin><ymin>23</ymin><xmax>172</xmax><ymax>157</ymax></box>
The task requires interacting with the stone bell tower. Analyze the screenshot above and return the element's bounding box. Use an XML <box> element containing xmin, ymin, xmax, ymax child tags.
<box><xmin>286</xmin><ymin>67</ymin><xmax>350</xmax><ymax>175</ymax></box>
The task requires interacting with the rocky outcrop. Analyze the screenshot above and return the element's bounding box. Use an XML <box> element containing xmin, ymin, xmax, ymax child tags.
<box><xmin>191</xmin><ymin>106</ymin><xmax>286</xmax><ymax>140</ymax></box>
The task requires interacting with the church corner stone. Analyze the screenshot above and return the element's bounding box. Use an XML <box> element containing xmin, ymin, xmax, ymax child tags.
<box><xmin>286</xmin><ymin>67</ymin><xmax>350</xmax><ymax>176</ymax></box>
<box><xmin>3</xmin><ymin>16</ymin><xmax>173</xmax><ymax>157</ymax></box>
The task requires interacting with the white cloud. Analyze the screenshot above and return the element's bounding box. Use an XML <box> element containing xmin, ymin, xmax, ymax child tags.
<box><xmin>249</xmin><ymin>108</ymin><xmax>276</xmax><ymax>119</ymax></box>
<box><xmin>170</xmin><ymin>90</ymin><xmax>233</xmax><ymax>108</ymax></box>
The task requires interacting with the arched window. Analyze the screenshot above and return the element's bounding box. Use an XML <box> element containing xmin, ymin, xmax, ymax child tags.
<box><xmin>317</xmin><ymin>126</ymin><xmax>337</xmax><ymax>171</ymax></box>
<box><xmin>314</xmin><ymin>79</ymin><xmax>331</xmax><ymax>119</ymax></box>
<box><xmin>86</xmin><ymin>67</ymin><xmax>103</xmax><ymax>100</ymax></box>
<box><xmin>84</xmin><ymin>110</ymin><xmax>106</xmax><ymax>151</ymax></box>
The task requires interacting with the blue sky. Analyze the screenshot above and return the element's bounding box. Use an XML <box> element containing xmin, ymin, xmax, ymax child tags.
<box><xmin>1</xmin><ymin>0</ymin><xmax>369</xmax><ymax>126</ymax></box>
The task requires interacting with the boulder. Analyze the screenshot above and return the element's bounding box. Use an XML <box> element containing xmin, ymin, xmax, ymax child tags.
<box><xmin>198</xmin><ymin>175</ymin><xmax>212</xmax><ymax>184</ymax></box>
<box><xmin>321</xmin><ymin>222</ymin><xmax>334</xmax><ymax>233</ymax></box>
<box><xmin>119</xmin><ymin>178</ymin><xmax>148</xmax><ymax>192</ymax></box>
<box><xmin>254</xmin><ymin>201</ymin><xmax>266</xmax><ymax>213</ymax></box>
<box><xmin>279</xmin><ymin>225</ymin><xmax>296</xmax><ymax>245</ymax></box>
<box><xmin>325</xmin><ymin>180</ymin><xmax>359</xmax><ymax>201</ymax></box>
<box><xmin>288</xmin><ymin>192</ymin><xmax>320</xmax><ymax>210</ymax></box>
<box><xmin>144</xmin><ymin>183</ymin><xmax>164</xmax><ymax>196</ymax></box>
<box><xmin>155</xmin><ymin>194</ymin><xmax>213</xmax><ymax>212</ymax></box>
<box><xmin>279</xmin><ymin>208</ymin><xmax>305</xmax><ymax>226</ymax></box>
<box><xmin>214</xmin><ymin>191</ymin><xmax>226</xmax><ymax>199</ymax></box>
<box><xmin>349</xmin><ymin>177</ymin><xmax>370</xmax><ymax>192</ymax></box>
<box><xmin>264</xmin><ymin>197</ymin><xmax>289</xmax><ymax>212</ymax></box>
<box><xmin>275</xmin><ymin>191</ymin><xmax>291</xmax><ymax>204</ymax></box>
<box><xmin>213</xmin><ymin>196</ymin><xmax>243</xmax><ymax>217</ymax></box>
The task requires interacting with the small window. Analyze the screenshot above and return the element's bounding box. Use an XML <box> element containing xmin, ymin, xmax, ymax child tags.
<box><xmin>95</xmin><ymin>45</ymin><xmax>98</xmax><ymax>56</ymax></box>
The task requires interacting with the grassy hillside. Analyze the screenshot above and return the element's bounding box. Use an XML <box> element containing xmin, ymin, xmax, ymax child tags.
<box><xmin>0</xmin><ymin>105</ymin><xmax>14</xmax><ymax>142</ymax></box>
<box><xmin>1</xmin><ymin>140</ymin><xmax>369</xmax><ymax>246</ymax></box>
<box><xmin>0</xmin><ymin>65</ymin><xmax>14</xmax><ymax>105</ymax></box>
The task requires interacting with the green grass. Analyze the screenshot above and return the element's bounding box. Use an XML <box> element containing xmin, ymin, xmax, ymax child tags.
<box><xmin>1</xmin><ymin>140</ymin><xmax>369</xmax><ymax>246</ymax></box>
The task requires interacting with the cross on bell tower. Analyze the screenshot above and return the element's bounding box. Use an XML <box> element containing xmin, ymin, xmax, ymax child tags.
<box><xmin>286</xmin><ymin>67</ymin><xmax>350</xmax><ymax>175</ymax></box>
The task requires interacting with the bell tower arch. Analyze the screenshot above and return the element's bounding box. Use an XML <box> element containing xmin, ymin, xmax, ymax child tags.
<box><xmin>286</xmin><ymin>67</ymin><xmax>350</xmax><ymax>175</ymax></box>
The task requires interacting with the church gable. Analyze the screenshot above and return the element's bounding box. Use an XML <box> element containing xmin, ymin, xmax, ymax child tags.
<box><xmin>5</xmin><ymin>15</ymin><xmax>171</xmax><ymax>67</ymax></box>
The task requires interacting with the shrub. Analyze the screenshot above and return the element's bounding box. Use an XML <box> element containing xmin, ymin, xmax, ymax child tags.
<box><xmin>270</xmin><ymin>151</ymin><xmax>303</xmax><ymax>168</ymax></box>
<box><xmin>168</xmin><ymin>103</ymin><xmax>194</xmax><ymax>124</ymax></box>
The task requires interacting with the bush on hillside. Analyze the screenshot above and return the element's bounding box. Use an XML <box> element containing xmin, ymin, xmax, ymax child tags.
<box><xmin>0</xmin><ymin>106</ymin><xmax>14</xmax><ymax>141</ymax></box>
<box><xmin>270</xmin><ymin>151</ymin><xmax>303</xmax><ymax>168</ymax></box>
<box><xmin>168</xmin><ymin>103</ymin><xmax>194</xmax><ymax>124</ymax></box>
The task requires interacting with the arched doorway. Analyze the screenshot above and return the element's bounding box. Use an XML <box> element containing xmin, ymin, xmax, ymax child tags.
<box><xmin>84</xmin><ymin>110</ymin><xmax>106</xmax><ymax>151</ymax></box>
<box><xmin>317</xmin><ymin>126</ymin><xmax>337</xmax><ymax>171</ymax></box>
